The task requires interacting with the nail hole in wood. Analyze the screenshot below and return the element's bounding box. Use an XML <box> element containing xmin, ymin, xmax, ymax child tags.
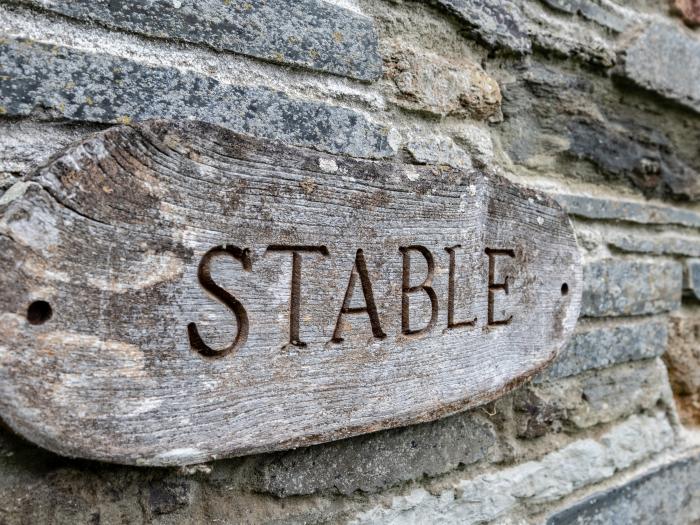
<box><xmin>561</xmin><ymin>283</ymin><xmax>569</xmax><ymax>296</ymax></box>
<box><xmin>27</xmin><ymin>300</ymin><xmax>52</xmax><ymax>325</ymax></box>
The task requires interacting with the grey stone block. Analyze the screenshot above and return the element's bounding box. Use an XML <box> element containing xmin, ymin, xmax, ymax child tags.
<box><xmin>432</xmin><ymin>0</ymin><xmax>531</xmax><ymax>54</ymax></box>
<box><xmin>581</xmin><ymin>260</ymin><xmax>682</xmax><ymax>317</ymax></box>
<box><xmin>621</xmin><ymin>23</ymin><xmax>700</xmax><ymax>114</ymax></box>
<box><xmin>687</xmin><ymin>260</ymin><xmax>700</xmax><ymax>299</ymax></box>
<box><xmin>0</xmin><ymin>38</ymin><xmax>394</xmax><ymax>159</ymax></box>
<box><xmin>515</xmin><ymin>359</ymin><xmax>669</xmax><ymax>438</ymax></box>
<box><xmin>566</xmin><ymin>117</ymin><xmax>700</xmax><ymax>200</ymax></box>
<box><xmin>608</xmin><ymin>233</ymin><xmax>700</xmax><ymax>257</ymax></box>
<box><xmin>352</xmin><ymin>413</ymin><xmax>674</xmax><ymax>524</ymax></box>
<box><xmin>555</xmin><ymin>193</ymin><xmax>700</xmax><ymax>229</ymax></box>
<box><xmin>12</xmin><ymin>0</ymin><xmax>381</xmax><ymax>81</ymax></box>
<box><xmin>536</xmin><ymin>319</ymin><xmax>667</xmax><ymax>382</ymax></box>
<box><xmin>520</xmin><ymin>2</ymin><xmax>617</xmax><ymax>67</ymax></box>
<box><xmin>546</xmin><ymin>451</ymin><xmax>700</xmax><ymax>525</ymax></box>
<box><xmin>250</xmin><ymin>411</ymin><xmax>498</xmax><ymax>496</ymax></box>
<box><xmin>540</xmin><ymin>0</ymin><xmax>630</xmax><ymax>32</ymax></box>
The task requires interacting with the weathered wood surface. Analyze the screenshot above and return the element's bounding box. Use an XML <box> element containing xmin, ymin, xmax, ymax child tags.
<box><xmin>0</xmin><ymin>120</ymin><xmax>582</xmax><ymax>466</ymax></box>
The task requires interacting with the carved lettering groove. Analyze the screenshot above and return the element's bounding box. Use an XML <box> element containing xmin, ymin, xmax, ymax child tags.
<box><xmin>0</xmin><ymin>120</ymin><xmax>582</xmax><ymax>466</ymax></box>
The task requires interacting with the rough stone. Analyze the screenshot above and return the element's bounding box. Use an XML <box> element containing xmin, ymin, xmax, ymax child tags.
<box><xmin>581</xmin><ymin>259</ymin><xmax>682</xmax><ymax>317</ymax></box>
<box><xmin>12</xmin><ymin>0</ymin><xmax>382</xmax><ymax>81</ymax></box>
<box><xmin>566</xmin><ymin>117</ymin><xmax>700</xmax><ymax>200</ymax></box>
<box><xmin>539</xmin><ymin>0</ymin><xmax>631</xmax><ymax>32</ymax></box>
<box><xmin>521</xmin><ymin>2</ymin><xmax>616</xmax><ymax>66</ymax></box>
<box><xmin>535</xmin><ymin>319</ymin><xmax>668</xmax><ymax>382</ymax></box>
<box><xmin>546</xmin><ymin>451</ymin><xmax>700</xmax><ymax>525</ymax></box>
<box><xmin>250</xmin><ymin>411</ymin><xmax>498</xmax><ymax>496</ymax></box>
<box><xmin>0</xmin><ymin>38</ymin><xmax>394</xmax><ymax>158</ymax></box>
<box><xmin>431</xmin><ymin>0</ymin><xmax>532</xmax><ymax>54</ymax></box>
<box><xmin>384</xmin><ymin>44</ymin><xmax>501</xmax><ymax>119</ymax></box>
<box><xmin>608</xmin><ymin>232</ymin><xmax>700</xmax><ymax>257</ymax></box>
<box><xmin>672</xmin><ymin>0</ymin><xmax>700</xmax><ymax>27</ymax></box>
<box><xmin>450</xmin><ymin>123</ymin><xmax>495</xmax><ymax>167</ymax></box>
<box><xmin>350</xmin><ymin>413</ymin><xmax>674</xmax><ymax>525</ymax></box>
<box><xmin>664</xmin><ymin>311</ymin><xmax>700</xmax><ymax>425</ymax></box>
<box><xmin>148</xmin><ymin>480</ymin><xmax>193</xmax><ymax>516</ymax></box>
<box><xmin>405</xmin><ymin>133</ymin><xmax>473</xmax><ymax>169</ymax></box>
<box><xmin>687</xmin><ymin>259</ymin><xmax>700</xmax><ymax>300</ymax></box>
<box><xmin>620</xmin><ymin>23</ymin><xmax>700</xmax><ymax>114</ymax></box>
<box><xmin>515</xmin><ymin>359</ymin><xmax>669</xmax><ymax>438</ymax></box>
<box><xmin>554</xmin><ymin>193</ymin><xmax>700</xmax><ymax>229</ymax></box>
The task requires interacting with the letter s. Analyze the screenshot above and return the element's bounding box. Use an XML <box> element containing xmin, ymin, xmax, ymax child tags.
<box><xmin>188</xmin><ymin>245</ymin><xmax>251</xmax><ymax>358</ymax></box>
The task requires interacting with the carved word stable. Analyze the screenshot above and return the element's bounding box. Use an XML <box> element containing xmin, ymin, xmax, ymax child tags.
<box><xmin>0</xmin><ymin>120</ymin><xmax>582</xmax><ymax>466</ymax></box>
<box><xmin>188</xmin><ymin>244</ymin><xmax>517</xmax><ymax>356</ymax></box>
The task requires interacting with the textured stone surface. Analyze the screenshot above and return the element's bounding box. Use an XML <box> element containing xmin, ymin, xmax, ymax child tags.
<box><xmin>621</xmin><ymin>23</ymin><xmax>700</xmax><ymax>114</ymax></box>
<box><xmin>451</xmin><ymin>123</ymin><xmax>495</xmax><ymax>167</ymax></box>
<box><xmin>688</xmin><ymin>259</ymin><xmax>700</xmax><ymax>299</ymax></box>
<box><xmin>673</xmin><ymin>0</ymin><xmax>700</xmax><ymax>27</ymax></box>
<box><xmin>384</xmin><ymin>44</ymin><xmax>501</xmax><ymax>119</ymax></box>
<box><xmin>521</xmin><ymin>2</ymin><xmax>616</xmax><ymax>66</ymax></box>
<box><xmin>547</xmin><ymin>451</ymin><xmax>700</xmax><ymax>525</ymax></box>
<box><xmin>581</xmin><ymin>260</ymin><xmax>682</xmax><ymax>317</ymax></box>
<box><xmin>608</xmin><ymin>232</ymin><xmax>700</xmax><ymax>257</ymax></box>
<box><xmin>566</xmin><ymin>117</ymin><xmax>700</xmax><ymax>200</ymax></box>
<box><xmin>539</xmin><ymin>0</ymin><xmax>631</xmax><ymax>32</ymax></box>
<box><xmin>405</xmin><ymin>133</ymin><xmax>473</xmax><ymax>168</ymax></box>
<box><xmin>555</xmin><ymin>193</ymin><xmax>700</xmax><ymax>229</ymax></box>
<box><xmin>250</xmin><ymin>411</ymin><xmax>498</xmax><ymax>496</ymax></box>
<box><xmin>0</xmin><ymin>38</ymin><xmax>394</xmax><ymax>158</ymax></box>
<box><xmin>663</xmin><ymin>309</ymin><xmax>700</xmax><ymax>424</ymax></box>
<box><xmin>13</xmin><ymin>0</ymin><xmax>382</xmax><ymax>81</ymax></box>
<box><xmin>350</xmin><ymin>413</ymin><xmax>674</xmax><ymax>525</ymax></box>
<box><xmin>665</xmin><ymin>312</ymin><xmax>700</xmax><ymax>395</ymax></box>
<box><xmin>516</xmin><ymin>359</ymin><xmax>669</xmax><ymax>438</ymax></box>
<box><xmin>535</xmin><ymin>319</ymin><xmax>668</xmax><ymax>382</ymax></box>
<box><xmin>432</xmin><ymin>0</ymin><xmax>531</xmax><ymax>54</ymax></box>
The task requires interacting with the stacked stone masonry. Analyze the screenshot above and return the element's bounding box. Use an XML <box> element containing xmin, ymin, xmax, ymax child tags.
<box><xmin>1</xmin><ymin>0</ymin><xmax>700</xmax><ymax>523</ymax></box>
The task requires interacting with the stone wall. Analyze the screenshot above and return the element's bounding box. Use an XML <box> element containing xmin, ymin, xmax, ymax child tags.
<box><xmin>1</xmin><ymin>0</ymin><xmax>700</xmax><ymax>523</ymax></box>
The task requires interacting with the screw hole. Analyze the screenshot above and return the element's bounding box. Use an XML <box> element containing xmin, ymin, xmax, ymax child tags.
<box><xmin>561</xmin><ymin>283</ymin><xmax>569</xmax><ymax>296</ymax></box>
<box><xmin>27</xmin><ymin>301</ymin><xmax>52</xmax><ymax>325</ymax></box>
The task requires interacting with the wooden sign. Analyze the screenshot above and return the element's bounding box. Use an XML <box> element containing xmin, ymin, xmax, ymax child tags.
<box><xmin>0</xmin><ymin>121</ymin><xmax>581</xmax><ymax>465</ymax></box>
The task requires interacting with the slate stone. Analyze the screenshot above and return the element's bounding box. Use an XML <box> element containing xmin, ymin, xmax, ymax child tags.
<box><xmin>581</xmin><ymin>260</ymin><xmax>682</xmax><ymax>317</ymax></box>
<box><xmin>248</xmin><ymin>411</ymin><xmax>498</xmax><ymax>496</ymax></box>
<box><xmin>621</xmin><ymin>23</ymin><xmax>700</xmax><ymax>114</ymax></box>
<box><xmin>566</xmin><ymin>117</ymin><xmax>700</xmax><ymax>200</ymax></box>
<box><xmin>0</xmin><ymin>39</ymin><xmax>393</xmax><ymax>158</ymax></box>
<box><xmin>535</xmin><ymin>319</ymin><xmax>668</xmax><ymax>382</ymax></box>
<box><xmin>13</xmin><ymin>0</ymin><xmax>381</xmax><ymax>81</ymax></box>
<box><xmin>687</xmin><ymin>260</ymin><xmax>700</xmax><ymax>299</ymax></box>
<box><xmin>148</xmin><ymin>480</ymin><xmax>193</xmax><ymax>516</ymax></box>
<box><xmin>520</xmin><ymin>2</ymin><xmax>616</xmax><ymax>66</ymax></box>
<box><xmin>353</xmin><ymin>413</ymin><xmax>674</xmax><ymax>524</ymax></box>
<box><xmin>431</xmin><ymin>0</ymin><xmax>531</xmax><ymax>54</ymax></box>
<box><xmin>555</xmin><ymin>193</ymin><xmax>700</xmax><ymax>229</ymax></box>
<box><xmin>546</xmin><ymin>452</ymin><xmax>700</xmax><ymax>525</ymax></box>
<box><xmin>516</xmin><ymin>359</ymin><xmax>669</xmax><ymax>438</ymax></box>
<box><xmin>539</xmin><ymin>0</ymin><xmax>630</xmax><ymax>32</ymax></box>
<box><xmin>608</xmin><ymin>233</ymin><xmax>700</xmax><ymax>257</ymax></box>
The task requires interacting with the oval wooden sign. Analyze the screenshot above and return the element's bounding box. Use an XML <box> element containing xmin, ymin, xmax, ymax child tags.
<box><xmin>0</xmin><ymin>121</ymin><xmax>581</xmax><ymax>465</ymax></box>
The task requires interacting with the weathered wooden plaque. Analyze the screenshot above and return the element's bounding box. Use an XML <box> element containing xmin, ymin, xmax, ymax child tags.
<box><xmin>0</xmin><ymin>121</ymin><xmax>581</xmax><ymax>465</ymax></box>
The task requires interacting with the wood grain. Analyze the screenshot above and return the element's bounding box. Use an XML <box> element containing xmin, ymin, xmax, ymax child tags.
<box><xmin>0</xmin><ymin>120</ymin><xmax>582</xmax><ymax>465</ymax></box>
